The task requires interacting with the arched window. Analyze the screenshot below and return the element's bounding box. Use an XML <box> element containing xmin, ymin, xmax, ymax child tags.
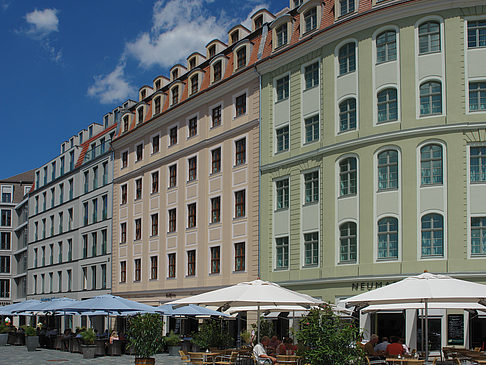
<box><xmin>338</xmin><ymin>42</ymin><xmax>356</xmax><ymax>75</ymax></box>
<box><xmin>421</xmin><ymin>213</ymin><xmax>443</xmax><ymax>257</ymax></box>
<box><xmin>303</xmin><ymin>7</ymin><xmax>317</xmax><ymax>33</ymax></box>
<box><xmin>236</xmin><ymin>47</ymin><xmax>247</xmax><ymax>69</ymax></box>
<box><xmin>376</xmin><ymin>30</ymin><xmax>397</xmax><ymax>63</ymax></box>
<box><xmin>276</xmin><ymin>24</ymin><xmax>288</xmax><ymax>48</ymax></box>
<box><xmin>154</xmin><ymin>96</ymin><xmax>161</xmax><ymax>115</ymax></box>
<box><xmin>418</xmin><ymin>21</ymin><xmax>441</xmax><ymax>54</ymax></box>
<box><xmin>377</xmin><ymin>217</ymin><xmax>398</xmax><ymax>260</ymax></box>
<box><xmin>420</xmin><ymin>81</ymin><xmax>442</xmax><ymax>116</ymax></box>
<box><xmin>377</xmin><ymin>150</ymin><xmax>398</xmax><ymax>190</ymax></box>
<box><xmin>171</xmin><ymin>86</ymin><xmax>179</xmax><ymax>105</ymax></box>
<box><xmin>377</xmin><ymin>88</ymin><xmax>398</xmax><ymax>123</ymax></box>
<box><xmin>339</xmin><ymin>222</ymin><xmax>357</xmax><ymax>263</ymax></box>
<box><xmin>190</xmin><ymin>75</ymin><xmax>199</xmax><ymax>95</ymax></box>
<box><xmin>213</xmin><ymin>60</ymin><xmax>222</xmax><ymax>82</ymax></box>
<box><xmin>339</xmin><ymin>157</ymin><xmax>357</xmax><ymax>196</ymax></box>
<box><xmin>420</xmin><ymin>144</ymin><xmax>443</xmax><ymax>185</ymax></box>
<box><xmin>339</xmin><ymin>98</ymin><xmax>356</xmax><ymax>132</ymax></box>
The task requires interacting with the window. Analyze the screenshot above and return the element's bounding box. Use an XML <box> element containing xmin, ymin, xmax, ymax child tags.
<box><xmin>137</xmin><ymin>107</ymin><xmax>144</xmax><ymax>124</ymax></box>
<box><xmin>420</xmin><ymin>81</ymin><xmax>442</xmax><ymax>116</ymax></box>
<box><xmin>151</xmin><ymin>213</ymin><xmax>159</xmax><ymax>236</ymax></box>
<box><xmin>276</xmin><ymin>237</ymin><xmax>289</xmax><ymax>269</ymax></box>
<box><xmin>254</xmin><ymin>14</ymin><xmax>263</xmax><ymax>29</ymax></box>
<box><xmin>188</xmin><ymin>157</ymin><xmax>197</xmax><ymax>181</ymax></box>
<box><xmin>304</xmin><ymin>171</ymin><xmax>319</xmax><ymax>204</ymax></box>
<box><xmin>168</xmin><ymin>209</ymin><xmax>177</xmax><ymax>232</ymax></box>
<box><xmin>276</xmin><ymin>179</ymin><xmax>289</xmax><ymax>210</ymax></box>
<box><xmin>378</xmin><ymin>217</ymin><xmax>398</xmax><ymax>260</ymax></box>
<box><xmin>377</xmin><ymin>88</ymin><xmax>398</xmax><ymax>123</ymax></box>
<box><xmin>0</xmin><ymin>256</ymin><xmax>10</xmax><ymax>273</ymax></box>
<box><xmin>92</xmin><ymin>232</ymin><xmax>97</xmax><ymax>257</ymax></box>
<box><xmin>92</xmin><ymin>199</ymin><xmax>98</xmax><ymax>222</ymax></box>
<box><xmin>211</xmin><ymin>197</ymin><xmax>221</xmax><ymax>223</ymax></box>
<box><xmin>120</xmin><ymin>261</ymin><xmax>126</xmax><ymax>283</ymax></box>
<box><xmin>421</xmin><ymin>213</ymin><xmax>444</xmax><ymax>257</ymax></box>
<box><xmin>67</xmin><ymin>270</ymin><xmax>72</xmax><ymax>291</ymax></box>
<box><xmin>208</xmin><ymin>45</ymin><xmax>216</xmax><ymax>58</ymax></box>
<box><xmin>235</xmin><ymin>94</ymin><xmax>246</xmax><ymax>117</ymax></box>
<box><xmin>420</xmin><ymin>144</ymin><xmax>443</xmax><ymax>185</ymax></box>
<box><xmin>59</xmin><ymin>183</ymin><xmax>64</xmax><ymax>204</ymax></box>
<box><xmin>84</xmin><ymin>171</ymin><xmax>89</xmax><ymax>193</ymax></box>
<box><xmin>378</xmin><ymin>150</ymin><xmax>398</xmax><ymax>190</ymax></box>
<box><xmin>82</xmin><ymin>235</ymin><xmax>88</xmax><ymax>258</ymax></box>
<box><xmin>469</xmin><ymin>82</ymin><xmax>486</xmax><ymax>112</ymax></box>
<box><xmin>169</xmin><ymin>126</ymin><xmax>178</xmax><ymax>145</ymax></box>
<box><xmin>213</xmin><ymin>61</ymin><xmax>222</xmax><ymax>82</ymax></box>
<box><xmin>136</xmin><ymin>143</ymin><xmax>143</xmax><ymax>161</ymax></box>
<box><xmin>151</xmin><ymin>135</ymin><xmax>160</xmax><ymax>155</ymax></box>
<box><xmin>211</xmin><ymin>148</ymin><xmax>221</xmax><ymax>174</ymax></box>
<box><xmin>235</xmin><ymin>242</ymin><xmax>245</xmax><ymax>271</ymax></box>
<box><xmin>0</xmin><ymin>210</ymin><xmax>11</xmax><ymax>226</ymax></box>
<box><xmin>172</xmin><ymin>69</ymin><xmax>179</xmax><ymax>80</ymax></box>
<box><xmin>188</xmin><ymin>117</ymin><xmax>198</xmax><ymax>137</ymax></box>
<box><xmin>235</xmin><ymin>138</ymin><xmax>246</xmax><ymax>165</ymax></box>
<box><xmin>101</xmin><ymin>264</ymin><xmax>106</xmax><ymax>289</ymax></box>
<box><xmin>135</xmin><ymin>178</ymin><xmax>142</xmax><ymax>199</ymax></box>
<box><xmin>150</xmin><ymin>256</ymin><xmax>158</xmax><ymax>280</ymax></box>
<box><xmin>120</xmin><ymin>222</ymin><xmax>127</xmax><ymax>243</ymax></box>
<box><xmin>471</xmin><ymin>217</ymin><xmax>486</xmax><ymax>255</ymax></box>
<box><xmin>418</xmin><ymin>21</ymin><xmax>441</xmax><ymax>54</ymax></box>
<box><xmin>60</xmin><ymin>156</ymin><xmax>65</xmax><ymax>175</ymax></box>
<box><xmin>471</xmin><ymin>147</ymin><xmax>486</xmax><ymax>183</ymax></box>
<box><xmin>376</xmin><ymin>30</ymin><xmax>397</xmax><ymax>63</ymax></box>
<box><xmin>276</xmin><ymin>75</ymin><xmax>289</xmax><ymax>101</ymax></box>
<box><xmin>172</xmin><ymin>86</ymin><xmax>179</xmax><ymax>105</ymax></box>
<box><xmin>135</xmin><ymin>218</ymin><xmax>141</xmax><ymax>240</ymax></box>
<box><xmin>101</xmin><ymin>229</ymin><xmax>107</xmax><ymax>255</ymax></box>
<box><xmin>122</xmin><ymin>151</ymin><xmax>128</xmax><ymax>168</ymax></box>
<box><xmin>0</xmin><ymin>232</ymin><xmax>10</xmax><ymax>250</ymax></box>
<box><xmin>235</xmin><ymin>190</ymin><xmax>245</xmax><ymax>218</ymax></box>
<box><xmin>231</xmin><ymin>30</ymin><xmax>239</xmax><ymax>44</ymax></box>
<box><xmin>123</xmin><ymin>116</ymin><xmax>129</xmax><ymax>132</ymax></box>
<box><xmin>187</xmin><ymin>250</ymin><xmax>196</xmax><ymax>276</ymax></box>
<box><xmin>0</xmin><ymin>279</ymin><xmax>9</xmax><ymax>298</ymax></box>
<box><xmin>339</xmin><ymin>42</ymin><xmax>356</xmax><ymax>75</ymax></box>
<box><xmin>304</xmin><ymin>115</ymin><xmax>319</xmax><ymax>143</ymax></box>
<box><xmin>304</xmin><ymin>62</ymin><xmax>319</xmax><ymax>90</ymax></box>
<box><xmin>1</xmin><ymin>186</ymin><xmax>12</xmax><ymax>203</ymax></box>
<box><xmin>339</xmin><ymin>222</ymin><xmax>357</xmax><ymax>263</ymax></box>
<box><xmin>276</xmin><ymin>126</ymin><xmax>289</xmax><ymax>152</ymax></box>
<box><xmin>210</xmin><ymin>247</ymin><xmax>220</xmax><ymax>274</ymax></box>
<box><xmin>134</xmin><ymin>259</ymin><xmax>141</xmax><ymax>281</ymax></box>
<box><xmin>340</xmin><ymin>0</ymin><xmax>355</xmax><ymax>16</ymax></box>
<box><xmin>168</xmin><ymin>253</ymin><xmax>176</xmax><ymax>278</ymax></box>
<box><xmin>339</xmin><ymin>157</ymin><xmax>357</xmax><ymax>196</ymax></box>
<box><xmin>69</xmin><ymin>178</ymin><xmax>74</xmax><ymax>200</ymax></box>
<box><xmin>188</xmin><ymin>203</ymin><xmax>196</xmax><ymax>228</ymax></box>
<box><xmin>304</xmin><ymin>7</ymin><xmax>317</xmax><ymax>33</ymax></box>
<box><xmin>189</xmin><ymin>58</ymin><xmax>196</xmax><ymax>69</ymax></box>
<box><xmin>154</xmin><ymin>96</ymin><xmax>161</xmax><ymax>115</ymax></box>
<box><xmin>468</xmin><ymin>20</ymin><xmax>486</xmax><ymax>48</ymax></box>
<box><xmin>191</xmin><ymin>75</ymin><xmax>199</xmax><ymax>94</ymax></box>
<box><xmin>121</xmin><ymin>184</ymin><xmax>127</xmax><ymax>204</ymax></box>
<box><xmin>151</xmin><ymin>171</ymin><xmax>159</xmax><ymax>194</ymax></box>
<box><xmin>68</xmin><ymin>239</ymin><xmax>72</xmax><ymax>261</ymax></box>
<box><xmin>304</xmin><ymin>232</ymin><xmax>318</xmax><ymax>266</ymax></box>
<box><xmin>212</xmin><ymin>105</ymin><xmax>222</xmax><ymax>127</ymax></box>
<box><xmin>169</xmin><ymin>165</ymin><xmax>177</xmax><ymax>187</ymax></box>
<box><xmin>276</xmin><ymin>24</ymin><xmax>288</xmax><ymax>48</ymax></box>
<box><xmin>339</xmin><ymin>98</ymin><xmax>357</xmax><ymax>132</ymax></box>
<box><xmin>236</xmin><ymin>47</ymin><xmax>246</xmax><ymax>69</ymax></box>
<box><xmin>43</xmin><ymin>192</ymin><xmax>46</xmax><ymax>210</ymax></box>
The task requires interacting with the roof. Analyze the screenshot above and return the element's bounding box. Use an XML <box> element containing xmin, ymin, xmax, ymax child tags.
<box><xmin>0</xmin><ymin>169</ymin><xmax>35</xmax><ymax>183</ymax></box>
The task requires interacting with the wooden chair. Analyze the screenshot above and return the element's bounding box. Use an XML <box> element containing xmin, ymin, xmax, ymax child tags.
<box><xmin>215</xmin><ymin>351</ymin><xmax>238</xmax><ymax>365</ymax></box>
<box><xmin>365</xmin><ymin>356</ymin><xmax>386</xmax><ymax>365</ymax></box>
<box><xmin>180</xmin><ymin>350</ymin><xmax>191</xmax><ymax>364</ymax></box>
<box><xmin>188</xmin><ymin>352</ymin><xmax>214</xmax><ymax>365</ymax></box>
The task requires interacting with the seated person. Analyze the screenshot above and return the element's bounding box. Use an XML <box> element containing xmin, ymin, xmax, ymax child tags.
<box><xmin>276</xmin><ymin>337</ymin><xmax>296</xmax><ymax>355</ymax></box>
<box><xmin>374</xmin><ymin>337</ymin><xmax>390</xmax><ymax>353</ymax></box>
<box><xmin>254</xmin><ymin>336</ymin><xmax>278</xmax><ymax>365</ymax></box>
<box><xmin>386</xmin><ymin>336</ymin><xmax>405</xmax><ymax>357</ymax></box>
<box><xmin>364</xmin><ymin>334</ymin><xmax>380</xmax><ymax>357</ymax></box>
<box><xmin>109</xmin><ymin>330</ymin><xmax>119</xmax><ymax>344</ymax></box>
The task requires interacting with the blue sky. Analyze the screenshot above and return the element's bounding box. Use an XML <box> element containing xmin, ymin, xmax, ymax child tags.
<box><xmin>0</xmin><ymin>0</ymin><xmax>286</xmax><ymax>179</ymax></box>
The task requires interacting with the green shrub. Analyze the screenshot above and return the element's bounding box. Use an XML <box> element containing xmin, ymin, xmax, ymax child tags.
<box><xmin>251</xmin><ymin>318</ymin><xmax>275</xmax><ymax>340</ymax></box>
<box><xmin>296</xmin><ymin>307</ymin><xmax>364</xmax><ymax>365</ymax></box>
<box><xmin>164</xmin><ymin>331</ymin><xmax>181</xmax><ymax>346</ymax></box>
<box><xmin>191</xmin><ymin>319</ymin><xmax>233</xmax><ymax>350</ymax></box>
<box><xmin>0</xmin><ymin>323</ymin><xmax>10</xmax><ymax>334</ymax></box>
<box><xmin>127</xmin><ymin>313</ymin><xmax>165</xmax><ymax>359</ymax></box>
<box><xmin>21</xmin><ymin>325</ymin><xmax>37</xmax><ymax>336</ymax></box>
<box><xmin>80</xmin><ymin>328</ymin><xmax>96</xmax><ymax>345</ymax></box>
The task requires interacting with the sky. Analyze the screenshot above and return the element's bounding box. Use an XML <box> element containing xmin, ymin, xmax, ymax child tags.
<box><xmin>0</xmin><ymin>0</ymin><xmax>286</xmax><ymax>179</ymax></box>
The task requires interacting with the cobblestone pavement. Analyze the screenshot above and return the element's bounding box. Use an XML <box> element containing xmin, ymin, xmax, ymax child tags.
<box><xmin>0</xmin><ymin>345</ymin><xmax>183</xmax><ymax>365</ymax></box>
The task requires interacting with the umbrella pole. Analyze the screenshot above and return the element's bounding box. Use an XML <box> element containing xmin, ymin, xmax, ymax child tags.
<box><xmin>292</xmin><ymin>310</ymin><xmax>295</xmax><ymax>344</ymax></box>
<box><xmin>257</xmin><ymin>304</ymin><xmax>261</xmax><ymax>344</ymax></box>
<box><xmin>425</xmin><ymin>299</ymin><xmax>429</xmax><ymax>362</ymax></box>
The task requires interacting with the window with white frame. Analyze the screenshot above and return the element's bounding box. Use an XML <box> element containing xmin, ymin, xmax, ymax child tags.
<box><xmin>420</xmin><ymin>144</ymin><xmax>443</xmax><ymax>185</ymax></box>
<box><xmin>171</xmin><ymin>86</ymin><xmax>179</xmax><ymax>105</ymax></box>
<box><xmin>136</xmin><ymin>143</ymin><xmax>143</xmax><ymax>161</ymax></box>
<box><xmin>339</xmin><ymin>157</ymin><xmax>357</xmax><ymax>196</ymax></box>
<box><xmin>418</xmin><ymin>21</ymin><xmax>441</xmax><ymax>54</ymax></box>
<box><xmin>212</xmin><ymin>105</ymin><xmax>222</xmax><ymax>127</ymax></box>
<box><xmin>338</xmin><ymin>42</ymin><xmax>356</xmax><ymax>75</ymax></box>
<box><xmin>471</xmin><ymin>217</ymin><xmax>486</xmax><ymax>256</ymax></box>
<box><xmin>276</xmin><ymin>75</ymin><xmax>289</xmax><ymax>102</ymax></box>
<box><xmin>275</xmin><ymin>236</ymin><xmax>289</xmax><ymax>269</ymax></box>
<box><xmin>420</xmin><ymin>81</ymin><xmax>442</xmax><ymax>116</ymax></box>
<box><xmin>377</xmin><ymin>88</ymin><xmax>398</xmax><ymax>123</ymax></box>
<box><xmin>236</xmin><ymin>47</ymin><xmax>247</xmax><ymax>69</ymax></box>
<box><xmin>276</xmin><ymin>126</ymin><xmax>289</xmax><ymax>152</ymax></box>
<box><xmin>377</xmin><ymin>217</ymin><xmax>398</xmax><ymax>260</ymax></box>
<box><xmin>469</xmin><ymin>82</ymin><xmax>486</xmax><ymax>112</ymax></box>
<box><xmin>304</xmin><ymin>171</ymin><xmax>319</xmax><ymax>204</ymax></box>
<box><xmin>276</xmin><ymin>178</ymin><xmax>289</xmax><ymax>210</ymax></box>
<box><xmin>303</xmin><ymin>7</ymin><xmax>317</xmax><ymax>33</ymax></box>
<box><xmin>421</xmin><ymin>213</ymin><xmax>443</xmax><ymax>257</ymax></box>
<box><xmin>470</xmin><ymin>146</ymin><xmax>486</xmax><ymax>183</ymax></box>
<box><xmin>190</xmin><ymin>74</ymin><xmax>199</xmax><ymax>95</ymax></box>
<box><xmin>1</xmin><ymin>186</ymin><xmax>12</xmax><ymax>203</ymax></box>
<box><xmin>467</xmin><ymin>20</ymin><xmax>486</xmax><ymax>48</ymax></box>
<box><xmin>339</xmin><ymin>222</ymin><xmax>357</xmax><ymax>263</ymax></box>
<box><xmin>276</xmin><ymin>24</ymin><xmax>288</xmax><ymax>48</ymax></box>
<box><xmin>339</xmin><ymin>98</ymin><xmax>357</xmax><ymax>132</ymax></box>
<box><xmin>154</xmin><ymin>96</ymin><xmax>161</xmax><ymax>115</ymax></box>
<box><xmin>377</xmin><ymin>150</ymin><xmax>398</xmax><ymax>190</ymax></box>
<box><xmin>304</xmin><ymin>62</ymin><xmax>319</xmax><ymax>90</ymax></box>
<box><xmin>376</xmin><ymin>30</ymin><xmax>397</xmax><ymax>63</ymax></box>
<box><xmin>340</xmin><ymin>0</ymin><xmax>355</xmax><ymax>16</ymax></box>
<box><xmin>213</xmin><ymin>61</ymin><xmax>222</xmax><ymax>82</ymax></box>
<box><xmin>304</xmin><ymin>115</ymin><xmax>319</xmax><ymax>143</ymax></box>
<box><xmin>304</xmin><ymin>232</ymin><xmax>318</xmax><ymax>266</ymax></box>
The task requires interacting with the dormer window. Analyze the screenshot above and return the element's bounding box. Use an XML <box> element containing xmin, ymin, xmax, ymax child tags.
<box><xmin>137</xmin><ymin>107</ymin><xmax>144</xmax><ymax>124</ymax></box>
<box><xmin>254</xmin><ymin>15</ymin><xmax>263</xmax><ymax>29</ymax></box>
<box><xmin>191</xmin><ymin>75</ymin><xmax>199</xmax><ymax>95</ymax></box>
<box><xmin>304</xmin><ymin>8</ymin><xmax>317</xmax><ymax>33</ymax></box>
<box><xmin>89</xmin><ymin>126</ymin><xmax>93</xmax><ymax>138</ymax></box>
<box><xmin>123</xmin><ymin>116</ymin><xmax>129</xmax><ymax>132</ymax></box>
<box><xmin>209</xmin><ymin>45</ymin><xmax>216</xmax><ymax>58</ymax></box>
<box><xmin>276</xmin><ymin>24</ymin><xmax>288</xmax><ymax>48</ymax></box>
<box><xmin>340</xmin><ymin>0</ymin><xmax>355</xmax><ymax>17</ymax></box>
<box><xmin>79</xmin><ymin>132</ymin><xmax>83</xmax><ymax>143</ymax></box>
<box><xmin>172</xmin><ymin>86</ymin><xmax>179</xmax><ymax>105</ymax></box>
<box><xmin>141</xmin><ymin>89</ymin><xmax>146</xmax><ymax>99</ymax></box>
<box><xmin>231</xmin><ymin>30</ymin><xmax>239</xmax><ymax>44</ymax></box>
<box><xmin>213</xmin><ymin>61</ymin><xmax>222</xmax><ymax>82</ymax></box>
<box><xmin>104</xmin><ymin>115</ymin><xmax>109</xmax><ymax>128</ymax></box>
<box><xmin>189</xmin><ymin>58</ymin><xmax>196</xmax><ymax>70</ymax></box>
<box><xmin>154</xmin><ymin>96</ymin><xmax>161</xmax><ymax>115</ymax></box>
<box><xmin>293</xmin><ymin>0</ymin><xmax>304</xmax><ymax>7</ymax></box>
<box><xmin>236</xmin><ymin>47</ymin><xmax>247</xmax><ymax>69</ymax></box>
<box><xmin>172</xmin><ymin>69</ymin><xmax>179</xmax><ymax>80</ymax></box>
<box><xmin>155</xmin><ymin>80</ymin><xmax>161</xmax><ymax>90</ymax></box>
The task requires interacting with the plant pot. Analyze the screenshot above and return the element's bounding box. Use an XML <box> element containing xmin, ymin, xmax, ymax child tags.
<box><xmin>25</xmin><ymin>336</ymin><xmax>39</xmax><ymax>351</ymax></box>
<box><xmin>81</xmin><ymin>344</ymin><xmax>96</xmax><ymax>359</ymax></box>
<box><xmin>168</xmin><ymin>345</ymin><xmax>181</xmax><ymax>356</ymax></box>
<box><xmin>135</xmin><ymin>358</ymin><xmax>155</xmax><ymax>365</ymax></box>
<box><xmin>0</xmin><ymin>333</ymin><xmax>8</xmax><ymax>346</ymax></box>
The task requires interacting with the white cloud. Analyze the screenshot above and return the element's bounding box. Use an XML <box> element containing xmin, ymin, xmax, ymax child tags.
<box><xmin>87</xmin><ymin>63</ymin><xmax>136</xmax><ymax>104</ymax></box>
<box><xmin>25</xmin><ymin>8</ymin><xmax>59</xmax><ymax>38</ymax></box>
<box><xmin>1</xmin><ymin>1</ymin><xmax>10</xmax><ymax>11</ymax></box>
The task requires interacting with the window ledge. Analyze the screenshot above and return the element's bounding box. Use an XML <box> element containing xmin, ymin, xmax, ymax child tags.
<box><xmin>274</xmin><ymin>207</ymin><xmax>289</xmax><ymax>213</ymax></box>
<box><xmin>338</xmin><ymin>193</ymin><xmax>357</xmax><ymax>199</ymax></box>
<box><xmin>303</xmin><ymin>139</ymin><xmax>318</xmax><ymax>146</ymax></box>
<box><xmin>275</xmin><ymin>149</ymin><xmax>289</xmax><ymax>155</ymax></box>
<box><xmin>233</xmin><ymin>216</ymin><xmax>246</xmax><ymax>222</ymax></box>
<box><xmin>303</xmin><ymin>201</ymin><xmax>319</xmax><ymax>207</ymax></box>
<box><xmin>275</xmin><ymin>97</ymin><xmax>289</xmax><ymax>105</ymax></box>
<box><xmin>209</xmin><ymin>221</ymin><xmax>221</xmax><ymax>226</ymax></box>
<box><xmin>274</xmin><ymin>267</ymin><xmax>289</xmax><ymax>271</ymax></box>
<box><xmin>186</xmin><ymin>179</ymin><xmax>198</xmax><ymax>185</ymax></box>
<box><xmin>418</xmin><ymin>50</ymin><xmax>441</xmax><ymax>56</ymax></box>
<box><xmin>337</xmin><ymin>70</ymin><xmax>356</xmax><ymax>78</ymax></box>
<box><xmin>303</xmin><ymin>84</ymin><xmax>319</xmax><ymax>93</ymax></box>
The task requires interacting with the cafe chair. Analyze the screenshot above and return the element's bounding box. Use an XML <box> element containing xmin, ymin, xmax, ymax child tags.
<box><xmin>215</xmin><ymin>351</ymin><xmax>238</xmax><ymax>365</ymax></box>
<box><xmin>180</xmin><ymin>350</ymin><xmax>191</xmax><ymax>364</ymax></box>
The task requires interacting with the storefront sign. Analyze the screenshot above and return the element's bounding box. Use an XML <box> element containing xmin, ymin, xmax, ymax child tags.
<box><xmin>351</xmin><ymin>281</ymin><xmax>395</xmax><ymax>291</ymax></box>
<box><xmin>447</xmin><ymin>314</ymin><xmax>464</xmax><ymax>345</ymax></box>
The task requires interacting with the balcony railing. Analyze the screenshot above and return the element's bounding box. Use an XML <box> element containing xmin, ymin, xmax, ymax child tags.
<box><xmin>84</xmin><ymin>141</ymin><xmax>111</xmax><ymax>163</ymax></box>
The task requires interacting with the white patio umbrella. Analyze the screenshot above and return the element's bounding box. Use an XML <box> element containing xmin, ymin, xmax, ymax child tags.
<box><xmin>156</xmin><ymin>304</ymin><xmax>231</xmax><ymax>318</ymax></box>
<box><xmin>13</xmin><ymin>297</ymin><xmax>78</xmax><ymax>314</ymax></box>
<box><xmin>59</xmin><ymin>294</ymin><xmax>157</xmax><ymax>315</ymax></box>
<box><xmin>361</xmin><ymin>301</ymin><xmax>486</xmax><ymax>313</ymax></box>
<box><xmin>343</xmin><ymin>272</ymin><xmax>486</xmax><ymax>361</ymax></box>
<box><xmin>167</xmin><ymin>279</ymin><xmax>322</xmax><ymax>342</ymax></box>
<box><xmin>0</xmin><ymin>299</ymin><xmax>42</xmax><ymax>315</ymax></box>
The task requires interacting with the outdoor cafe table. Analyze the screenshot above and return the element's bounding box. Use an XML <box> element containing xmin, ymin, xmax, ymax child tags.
<box><xmin>386</xmin><ymin>358</ymin><xmax>425</xmax><ymax>365</ymax></box>
<box><xmin>188</xmin><ymin>352</ymin><xmax>220</xmax><ymax>365</ymax></box>
<box><xmin>276</xmin><ymin>355</ymin><xmax>301</xmax><ymax>365</ymax></box>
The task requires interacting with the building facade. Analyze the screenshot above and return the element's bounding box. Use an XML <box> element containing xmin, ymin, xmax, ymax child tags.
<box><xmin>0</xmin><ymin>171</ymin><xmax>34</xmax><ymax>305</ymax></box>
<box><xmin>258</xmin><ymin>0</ymin><xmax>486</xmax><ymax>351</ymax></box>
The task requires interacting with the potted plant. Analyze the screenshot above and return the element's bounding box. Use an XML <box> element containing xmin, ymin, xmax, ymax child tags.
<box><xmin>80</xmin><ymin>328</ymin><xmax>96</xmax><ymax>359</ymax></box>
<box><xmin>0</xmin><ymin>323</ymin><xmax>9</xmax><ymax>346</ymax></box>
<box><xmin>127</xmin><ymin>313</ymin><xmax>164</xmax><ymax>365</ymax></box>
<box><xmin>191</xmin><ymin>319</ymin><xmax>233</xmax><ymax>351</ymax></box>
<box><xmin>240</xmin><ymin>330</ymin><xmax>251</xmax><ymax>346</ymax></box>
<box><xmin>164</xmin><ymin>331</ymin><xmax>181</xmax><ymax>356</ymax></box>
<box><xmin>21</xmin><ymin>325</ymin><xmax>38</xmax><ymax>352</ymax></box>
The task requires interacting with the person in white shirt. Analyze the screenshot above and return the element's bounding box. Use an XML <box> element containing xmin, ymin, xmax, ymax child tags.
<box><xmin>374</xmin><ymin>336</ymin><xmax>390</xmax><ymax>353</ymax></box>
<box><xmin>253</xmin><ymin>336</ymin><xmax>278</xmax><ymax>365</ymax></box>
